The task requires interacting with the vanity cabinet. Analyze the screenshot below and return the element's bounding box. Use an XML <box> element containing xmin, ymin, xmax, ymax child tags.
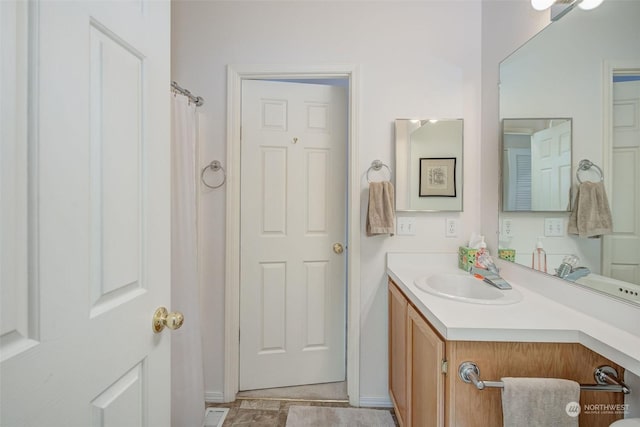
<box><xmin>388</xmin><ymin>278</ymin><xmax>625</xmax><ymax>427</ymax></box>
<box><xmin>389</xmin><ymin>281</ymin><xmax>445</xmax><ymax>427</ymax></box>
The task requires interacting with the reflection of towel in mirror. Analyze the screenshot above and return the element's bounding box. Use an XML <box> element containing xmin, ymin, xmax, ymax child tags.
<box><xmin>501</xmin><ymin>377</ymin><xmax>580</xmax><ymax>427</ymax></box>
<box><xmin>366</xmin><ymin>181</ymin><xmax>395</xmax><ymax>236</ymax></box>
<box><xmin>568</xmin><ymin>181</ymin><xmax>613</xmax><ymax>238</ymax></box>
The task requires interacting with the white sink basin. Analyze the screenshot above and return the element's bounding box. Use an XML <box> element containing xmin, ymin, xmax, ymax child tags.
<box><xmin>414</xmin><ymin>273</ymin><xmax>522</xmax><ymax>305</ymax></box>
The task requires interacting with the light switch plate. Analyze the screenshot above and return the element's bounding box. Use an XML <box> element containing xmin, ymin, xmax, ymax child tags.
<box><xmin>502</xmin><ymin>219</ymin><xmax>514</xmax><ymax>237</ymax></box>
<box><xmin>397</xmin><ymin>217</ymin><xmax>416</xmax><ymax>235</ymax></box>
<box><xmin>544</xmin><ymin>218</ymin><xmax>564</xmax><ymax>237</ymax></box>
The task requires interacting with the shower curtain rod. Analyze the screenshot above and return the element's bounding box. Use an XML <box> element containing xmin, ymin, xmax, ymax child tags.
<box><xmin>171</xmin><ymin>80</ymin><xmax>204</xmax><ymax>106</ymax></box>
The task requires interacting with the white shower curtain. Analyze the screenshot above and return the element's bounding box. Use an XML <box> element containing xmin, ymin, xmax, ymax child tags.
<box><xmin>171</xmin><ymin>93</ymin><xmax>205</xmax><ymax>427</ymax></box>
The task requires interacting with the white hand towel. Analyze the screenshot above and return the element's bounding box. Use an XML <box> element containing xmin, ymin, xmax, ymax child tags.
<box><xmin>567</xmin><ymin>181</ymin><xmax>613</xmax><ymax>238</ymax></box>
<box><xmin>366</xmin><ymin>181</ymin><xmax>395</xmax><ymax>237</ymax></box>
<box><xmin>501</xmin><ymin>377</ymin><xmax>580</xmax><ymax>427</ymax></box>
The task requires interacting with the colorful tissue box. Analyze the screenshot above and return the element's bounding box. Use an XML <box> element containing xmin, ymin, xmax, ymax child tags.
<box><xmin>458</xmin><ymin>246</ymin><xmax>478</xmax><ymax>272</ymax></box>
<box><xmin>498</xmin><ymin>249</ymin><xmax>516</xmax><ymax>262</ymax></box>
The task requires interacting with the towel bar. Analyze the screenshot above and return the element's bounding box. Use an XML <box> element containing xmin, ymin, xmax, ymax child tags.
<box><xmin>458</xmin><ymin>361</ymin><xmax>631</xmax><ymax>394</ymax></box>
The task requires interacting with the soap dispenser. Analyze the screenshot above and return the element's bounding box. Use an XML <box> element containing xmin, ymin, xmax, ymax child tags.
<box><xmin>474</xmin><ymin>236</ymin><xmax>488</xmax><ymax>268</ymax></box>
<box><xmin>531</xmin><ymin>237</ymin><xmax>547</xmax><ymax>273</ymax></box>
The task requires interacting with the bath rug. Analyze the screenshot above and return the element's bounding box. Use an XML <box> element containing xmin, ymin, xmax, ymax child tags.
<box><xmin>286</xmin><ymin>405</ymin><xmax>395</xmax><ymax>427</ymax></box>
<box><xmin>203</xmin><ymin>407</ymin><xmax>229</xmax><ymax>427</ymax></box>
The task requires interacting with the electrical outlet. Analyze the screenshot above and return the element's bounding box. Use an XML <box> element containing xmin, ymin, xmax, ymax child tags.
<box><xmin>544</xmin><ymin>218</ymin><xmax>564</xmax><ymax>237</ymax></box>
<box><xmin>502</xmin><ymin>219</ymin><xmax>513</xmax><ymax>237</ymax></box>
<box><xmin>445</xmin><ymin>218</ymin><xmax>458</xmax><ymax>237</ymax></box>
<box><xmin>397</xmin><ymin>217</ymin><xmax>416</xmax><ymax>236</ymax></box>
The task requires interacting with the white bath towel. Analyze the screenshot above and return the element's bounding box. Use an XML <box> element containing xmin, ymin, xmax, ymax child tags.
<box><xmin>501</xmin><ymin>377</ymin><xmax>580</xmax><ymax>427</ymax></box>
<box><xmin>366</xmin><ymin>181</ymin><xmax>395</xmax><ymax>236</ymax></box>
<box><xmin>568</xmin><ymin>181</ymin><xmax>613</xmax><ymax>238</ymax></box>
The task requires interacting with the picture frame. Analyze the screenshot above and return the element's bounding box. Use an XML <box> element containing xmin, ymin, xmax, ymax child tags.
<box><xmin>419</xmin><ymin>157</ymin><xmax>457</xmax><ymax>197</ymax></box>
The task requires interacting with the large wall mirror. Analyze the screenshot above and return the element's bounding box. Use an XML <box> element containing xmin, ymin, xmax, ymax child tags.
<box><xmin>395</xmin><ymin>119</ymin><xmax>463</xmax><ymax>212</ymax></box>
<box><xmin>499</xmin><ymin>0</ymin><xmax>640</xmax><ymax>304</ymax></box>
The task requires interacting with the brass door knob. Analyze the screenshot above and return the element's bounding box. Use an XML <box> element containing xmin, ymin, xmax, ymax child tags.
<box><xmin>333</xmin><ymin>243</ymin><xmax>344</xmax><ymax>254</ymax></box>
<box><xmin>152</xmin><ymin>307</ymin><xmax>184</xmax><ymax>333</ymax></box>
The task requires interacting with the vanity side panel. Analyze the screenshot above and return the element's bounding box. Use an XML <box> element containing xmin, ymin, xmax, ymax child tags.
<box><xmin>446</xmin><ymin>341</ymin><xmax>624</xmax><ymax>427</ymax></box>
<box><xmin>388</xmin><ymin>281</ymin><xmax>408</xmax><ymax>427</ymax></box>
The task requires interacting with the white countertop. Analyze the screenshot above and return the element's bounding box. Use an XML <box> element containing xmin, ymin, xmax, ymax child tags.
<box><xmin>386</xmin><ymin>252</ymin><xmax>640</xmax><ymax>377</ymax></box>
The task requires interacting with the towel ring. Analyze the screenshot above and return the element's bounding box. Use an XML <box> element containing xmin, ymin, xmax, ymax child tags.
<box><xmin>201</xmin><ymin>160</ymin><xmax>226</xmax><ymax>189</ymax></box>
<box><xmin>576</xmin><ymin>159</ymin><xmax>603</xmax><ymax>184</ymax></box>
<box><xmin>366</xmin><ymin>160</ymin><xmax>392</xmax><ymax>183</ymax></box>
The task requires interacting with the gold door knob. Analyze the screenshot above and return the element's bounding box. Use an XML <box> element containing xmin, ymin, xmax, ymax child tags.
<box><xmin>333</xmin><ymin>243</ymin><xmax>344</xmax><ymax>254</ymax></box>
<box><xmin>152</xmin><ymin>307</ymin><xmax>184</xmax><ymax>333</ymax></box>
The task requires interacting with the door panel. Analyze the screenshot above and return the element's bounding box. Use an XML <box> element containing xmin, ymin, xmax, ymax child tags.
<box><xmin>89</xmin><ymin>22</ymin><xmax>145</xmax><ymax>314</ymax></box>
<box><xmin>240</xmin><ymin>80</ymin><xmax>347</xmax><ymax>390</ymax></box>
<box><xmin>604</xmin><ymin>80</ymin><xmax>640</xmax><ymax>285</ymax></box>
<box><xmin>0</xmin><ymin>0</ymin><xmax>35</xmax><ymax>360</ymax></box>
<box><xmin>0</xmin><ymin>1</ymin><xmax>171</xmax><ymax>425</ymax></box>
<box><xmin>261</xmin><ymin>147</ymin><xmax>287</xmax><ymax>234</ymax></box>
<box><xmin>91</xmin><ymin>362</ymin><xmax>145</xmax><ymax>427</ymax></box>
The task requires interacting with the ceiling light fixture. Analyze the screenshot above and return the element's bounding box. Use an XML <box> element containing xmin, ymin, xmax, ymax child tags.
<box><xmin>531</xmin><ymin>0</ymin><xmax>556</xmax><ymax>11</ymax></box>
<box><xmin>577</xmin><ymin>0</ymin><xmax>604</xmax><ymax>10</ymax></box>
<box><xmin>531</xmin><ymin>0</ymin><xmax>605</xmax><ymax>15</ymax></box>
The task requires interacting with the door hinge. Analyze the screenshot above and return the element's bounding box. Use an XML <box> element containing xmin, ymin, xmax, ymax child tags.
<box><xmin>441</xmin><ymin>360</ymin><xmax>448</xmax><ymax>375</ymax></box>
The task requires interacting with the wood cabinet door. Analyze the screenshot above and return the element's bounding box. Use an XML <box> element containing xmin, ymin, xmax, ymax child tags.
<box><xmin>388</xmin><ymin>281</ymin><xmax>408</xmax><ymax>426</ymax></box>
<box><xmin>407</xmin><ymin>304</ymin><xmax>445</xmax><ymax>427</ymax></box>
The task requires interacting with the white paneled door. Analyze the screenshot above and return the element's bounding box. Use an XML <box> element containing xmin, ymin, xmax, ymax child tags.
<box><xmin>603</xmin><ymin>79</ymin><xmax>640</xmax><ymax>285</ymax></box>
<box><xmin>1</xmin><ymin>1</ymin><xmax>172</xmax><ymax>426</ymax></box>
<box><xmin>240</xmin><ymin>80</ymin><xmax>347</xmax><ymax>390</ymax></box>
<box><xmin>531</xmin><ymin>120</ymin><xmax>572</xmax><ymax>211</ymax></box>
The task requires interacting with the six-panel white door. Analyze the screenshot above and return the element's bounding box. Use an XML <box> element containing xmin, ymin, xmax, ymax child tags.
<box><xmin>603</xmin><ymin>79</ymin><xmax>640</xmax><ymax>285</ymax></box>
<box><xmin>239</xmin><ymin>80</ymin><xmax>347</xmax><ymax>390</ymax></box>
<box><xmin>0</xmin><ymin>1</ymin><xmax>172</xmax><ymax>425</ymax></box>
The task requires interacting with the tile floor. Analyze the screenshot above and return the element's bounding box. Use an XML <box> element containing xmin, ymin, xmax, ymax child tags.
<box><xmin>205</xmin><ymin>399</ymin><xmax>399</xmax><ymax>427</ymax></box>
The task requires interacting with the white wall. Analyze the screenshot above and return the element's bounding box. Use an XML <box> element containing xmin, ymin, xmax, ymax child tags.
<box><xmin>172</xmin><ymin>0</ymin><xmax>483</xmax><ymax>403</ymax></box>
<box><xmin>480</xmin><ymin>0</ymin><xmax>549</xmax><ymax>254</ymax></box>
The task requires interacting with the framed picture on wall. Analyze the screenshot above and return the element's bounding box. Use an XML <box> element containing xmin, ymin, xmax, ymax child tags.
<box><xmin>419</xmin><ymin>157</ymin><xmax>456</xmax><ymax>197</ymax></box>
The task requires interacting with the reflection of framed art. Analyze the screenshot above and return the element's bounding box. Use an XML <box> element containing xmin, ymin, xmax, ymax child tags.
<box><xmin>419</xmin><ymin>157</ymin><xmax>456</xmax><ymax>197</ymax></box>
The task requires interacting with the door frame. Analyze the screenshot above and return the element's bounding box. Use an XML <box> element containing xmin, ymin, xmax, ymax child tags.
<box><xmin>601</xmin><ymin>60</ymin><xmax>640</xmax><ymax>275</ymax></box>
<box><xmin>224</xmin><ymin>64</ymin><xmax>361</xmax><ymax>406</ymax></box>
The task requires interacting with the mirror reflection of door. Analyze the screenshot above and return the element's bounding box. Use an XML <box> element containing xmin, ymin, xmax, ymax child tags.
<box><xmin>531</xmin><ymin>120</ymin><xmax>572</xmax><ymax>211</ymax></box>
<box><xmin>502</xmin><ymin>118</ymin><xmax>571</xmax><ymax>212</ymax></box>
<box><xmin>603</xmin><ymin>74</ymin><xmax>640</xmax><ymax>286</ymax></box>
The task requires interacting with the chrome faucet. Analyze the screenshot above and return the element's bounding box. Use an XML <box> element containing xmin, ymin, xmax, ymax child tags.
<box><xmin>469</xmin><ymin>266</ymin><xmax>512</xmax><ymax>290</ymax></box>
<box><xmin>564</xmin><ymin>267</ymin><xmax>591</xmax><ymax>282</ymax></box>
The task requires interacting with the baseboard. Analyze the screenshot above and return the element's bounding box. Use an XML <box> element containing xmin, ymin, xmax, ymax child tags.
<box><xmin>205</xmin><ymin>391</ymin><xmax>225</xmax><ymax>403</ymax></box>
<box><xmin>359</xmin><ymin>396</ymin><xmax>393</xmax><ymax>408</ymax></box>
